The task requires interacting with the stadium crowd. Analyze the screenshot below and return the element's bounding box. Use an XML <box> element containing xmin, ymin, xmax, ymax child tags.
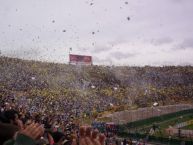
<box><xmin>0</xmin><ymin>95</ymin><xmax>109</xmax><ymax>145</ymax></box>
<box><xmin>1</xmin><ymin>56</ymin><xmax>193</xmax><ymax>145</ymax></box>
<box><xmin>1</xmin><ymin>57</ymin><xmax>193</xmax><ymax>108</ymax></box>
<box><xmin>0</xmin><ymin>95</ymin><xmax>138</xmax><ymax>145</ymax></box>
<box><xmin>0</xmin><ymin>57</ymin><xmax>129</xmax><ymax>145</ymax></box>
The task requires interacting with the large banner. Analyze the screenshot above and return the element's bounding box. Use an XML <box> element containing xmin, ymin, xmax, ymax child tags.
<box><xmin>69</xmin><ymin>54</ymin><xmax>92</xmax><ymax>65</ymax></box>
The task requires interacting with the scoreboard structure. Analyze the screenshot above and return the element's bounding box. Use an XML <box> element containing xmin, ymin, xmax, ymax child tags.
<box><xmin>69</xmin><ymin>54</ymin><xmax>92</xmax><ymax>65</ymax></box>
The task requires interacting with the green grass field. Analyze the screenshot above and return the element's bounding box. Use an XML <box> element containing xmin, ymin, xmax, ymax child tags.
<box><xmin>120</xmin><ymin>109</ymin><xmax>193</xmax><ymax>138</ymax></box>
<box><xmin>159</xmin><ymin>114</ymin><xmax>193</xmax><ymax>129</ymax></box>
<box><xmin>130</xmin><ymin>113</ymin><xmax>193</xmax><ymax>131</ymax></box>
<box><xmin>136</xmin><ymin>113</ymin><xmax>193</xmax><ymax>136</ymax></box>
<box><xmin>118</xmin><ymin>109</ymin><xmax>193</xmax><ymax>145</ymax></box>
<box><xmin>182</xmin><ymin>124</ymin><xmax>193</xmax><ymax>130</ymax></box>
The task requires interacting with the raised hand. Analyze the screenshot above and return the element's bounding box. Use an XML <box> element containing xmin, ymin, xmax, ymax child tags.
<box><xmin>72</xmin><ymin>126</ymin><xmax>106</xmax><ymax>145</ymax></box>
<box><xmin>19</xmin><ymin>123</ymin><xmax>44</xmax><ymax>140</ymax></box>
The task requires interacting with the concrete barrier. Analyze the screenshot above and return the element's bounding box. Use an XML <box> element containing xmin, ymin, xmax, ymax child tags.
<box><xmin>111</xmin><ymin>104</ymin><xmax>193</xmax><ymax>124</ymax></box>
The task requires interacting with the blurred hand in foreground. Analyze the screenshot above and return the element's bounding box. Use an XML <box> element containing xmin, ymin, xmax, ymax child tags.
<box><xmin>72</xmin><ymin>126</ymin><xmax>106</xmax><ymax>145</ymax></box>
<box><xmin>20</xmin><ymin>123</ymin><xmax>44</xmax><ymax>140</ymax></box>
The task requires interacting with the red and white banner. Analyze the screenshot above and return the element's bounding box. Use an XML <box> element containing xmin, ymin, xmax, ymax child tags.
<box><xmin>69</xmin><ymin>54</ymin><xmax>92</xmax><ymax>65</ymax></box>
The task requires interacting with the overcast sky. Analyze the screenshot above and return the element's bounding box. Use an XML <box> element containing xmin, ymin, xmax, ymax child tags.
<box><xmin>0</xmin><ymin>0</ymin><xmax>193</xmax><ymax>66</ymax></box>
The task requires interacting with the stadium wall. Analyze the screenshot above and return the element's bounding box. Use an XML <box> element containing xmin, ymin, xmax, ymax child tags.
<box><xmin>111</xmin><ymin>104</ymin><xmax>193</xmax><ymax>124</ymax></box>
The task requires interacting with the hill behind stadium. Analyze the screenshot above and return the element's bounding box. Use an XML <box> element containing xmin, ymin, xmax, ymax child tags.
<box><xmin>1</xmin><ymin>56</ymin><xmax>193</xmax><ymax>111</ymax></box>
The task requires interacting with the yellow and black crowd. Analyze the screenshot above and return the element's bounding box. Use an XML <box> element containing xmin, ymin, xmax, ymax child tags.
<box><xmin>1</xmin><ymin>56</ymin><xmax>193</xmax><ymax>145</ymax></box>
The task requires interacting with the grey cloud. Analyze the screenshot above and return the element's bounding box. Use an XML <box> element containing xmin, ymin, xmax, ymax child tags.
<box><xmin>108</xmin><ymin>39</ymin><xmax>127</xmax><ymax>46</ymax></box>
<box><xmin>175</xmin><ymin>38</ymin><xmax>193</xmax><ymax>50</ymax></box>
<box><xmin>151</xmin><ymin>37</ymin><xmax>173</xmax><ymax>46</ymax></box>
<box><xmin>90</xmin><ymin>45</ymin><xmax>113</xmax><ymax>53</ymax></box>
<box><xmin>171</xmin><ymin>0</ymin><xmax>181</xmax><ymax>2</ymax></box>
<box><xmin>5</xmin><ymin>47</ymin><xmax>41</xmax><ymax>59</ymax></box>
<box><xmin>93</xmin><ymin>56</ymin><xmax>112</xmax><ymax>65</ymax></box>
<box><xmin>109</xmin><ymin>51</ymin><xmax>137</xmax><ymax>60</ymax></box>
<box><xmin>161</xmin><ymin>61</ymin><xmax>176</xmax><ymax>66</ymax></box>
<box><xmin>179</xmin><ymin>62</ymin><xmax>193</xmax><ymax>66</ymax></box>
<box><xmin>0</xmin><ymin>0</ymin><xmax>193</xmax><ymax>66</ymax></box>
<box><xmin>171</xmin><ymin>0</ymin><xmax>185</xmax><ymax>3</ymax></box>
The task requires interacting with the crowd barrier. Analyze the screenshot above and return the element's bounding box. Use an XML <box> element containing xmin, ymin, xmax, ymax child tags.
<box><xmin>111</xmin><ymin>104</ymin><xmax>193</xmax><ymax>124</ymax></box>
